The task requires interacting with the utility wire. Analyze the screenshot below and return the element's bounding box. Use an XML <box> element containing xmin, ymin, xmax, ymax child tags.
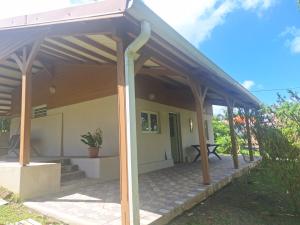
<box><xmin>251</xmin><ymin>87</ymin><xmax>300</xmax><ymax>93</ymax></box>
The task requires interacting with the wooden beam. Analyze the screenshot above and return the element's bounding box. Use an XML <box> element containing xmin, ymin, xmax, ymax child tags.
<box><xmin>51</xmin><ymin>37</ymin><xmax>116</xmax><ymax>64</ymax></box>
<box><xmin>0</xmin><ymin>91</ymin><xmax>12</xmax><ymax>95</ymax></box>
<box><xmin>189</xmin><ymin>79</ymin><xmax>211</xmax><ymax>185</ymax></box>
<box><xmin>0</xmin><ymin>73</ymin><xmax>21</xmax><ymax>82</ymax></box>
<box><xmin>202</xmin><ymin>87</ymin><xmax>208</xmax><ymax>105</ymax></box>
<box><xmin>42</xmin><ymin>41</ymin><xmax>94</xmax><ymax>63</ymax></box>
<box><xmin>116</xmin><ymin>37</ymin><xmax>130</xmax><ymax>225</ymax></box>
<box><xmin>0</xmin><ymin>97</ymin><xmax>12</xmax><ymax>101</ymax></box>
<box><xmin>11</xmin><ymin>40</ymin><xmax>42</xmax><ymax>166</ymax></box>
<box><xmin>0</xmin><ymin>83</ymin><xmax>18</xmax><ymax>89</ymax></box>
<box><xmin>134</xmin><ymin>52</ymin><xmax>150</xmax><ymax>74</ymax></box>
<box><xmin>75</xmin><ymin>35</ymin><xmax>116</xmax><ymax>56</ymax></box>
<box><xmin>40</xmin><ymin>47</ymin><xmax>85</xmax><ymax>64</ymax></box>
<box><xmin>245</xmin><ymin>108</ymin><xmax>254</xmax><ymax>161</ymax></box>
<box><xmin>226</xmin><ymin>98</ymin><xmax>239</xmax><ymax>169</ymax></box>
<box><xmin>0</xmin><ymin>63</ymin><xmax>20</xmax><ymax>72</ymax></box>
<box><xmin>0</xmin><ymin>103</ymin><xmax>11</xmax><ymax>107</ymax></box>
<box><xmin>7</xmin><ymin>58</ymin><xmax>43</xmax><ymax>71</ymax></box>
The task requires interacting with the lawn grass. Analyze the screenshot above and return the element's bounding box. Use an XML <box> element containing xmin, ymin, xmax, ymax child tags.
<box><xmin>0</xmin><ymin>187</ymin><xmax>64</xmax><ymax>225</ymax></box>
<box><xmin>168</xmin><ymin>167</ymin><xmax>300</xmax><ymax>225</ymax></box>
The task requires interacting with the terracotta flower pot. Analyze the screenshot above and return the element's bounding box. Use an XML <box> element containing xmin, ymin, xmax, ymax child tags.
<box><xmin>88</xmin><ymin>147</ymin><xmax>99</xmax><ymax>158</ymax></box>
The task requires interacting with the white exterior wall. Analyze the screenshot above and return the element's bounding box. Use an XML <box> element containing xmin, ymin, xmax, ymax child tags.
<box><xmin>10</xmin><ymin>95</ymin><xmax>214</xmax><ymax>173</ymax></box>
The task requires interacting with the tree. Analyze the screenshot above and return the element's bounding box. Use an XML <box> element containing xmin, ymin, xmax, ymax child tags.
<box><xmin>212</xmin><ymin>116</ymin><xmax>245</xmax><ymax>154</ymax></box>
<box><xmin>253</xmin><ymin>91</ymin><xmax>300</xmax><ymax>213</ymax></box>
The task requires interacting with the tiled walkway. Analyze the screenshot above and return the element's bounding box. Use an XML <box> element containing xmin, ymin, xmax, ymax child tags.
<box><xmin>25</xmin><ymin>156</ymin><xmax>259</xmax><ymax>225</ymax></box>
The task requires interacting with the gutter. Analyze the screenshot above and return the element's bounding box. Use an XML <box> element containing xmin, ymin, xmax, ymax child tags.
<box><xmin>124</xmin><ymin>20</ymin><xmax>151</xmax><ymax>225</ymax></box>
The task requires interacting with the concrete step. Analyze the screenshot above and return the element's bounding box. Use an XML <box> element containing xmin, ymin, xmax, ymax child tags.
<box><xmin>61</xmin><ymin>164</ymin><xmax>79</xmax><ymax>173</ymax></box>
<box><xmin>61</xmin><ymin>170</ymin><xmax>85</xmax><ymax>182</ymax></box>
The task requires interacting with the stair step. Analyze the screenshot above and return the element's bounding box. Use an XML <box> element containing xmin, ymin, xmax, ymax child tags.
<box><xmin>61</xmin><ymin>170</ymin><xmax>85</xmax><ymax>182</ymax></box>
<box><xmin>60</xmin><ymin>158</ymin><xmax>71</xmax><ymax>166</ymax></box>
<box><xmin>61</xmin><ymin>164</ymin><xmax>79</xmax><ymax>173</ymax></box>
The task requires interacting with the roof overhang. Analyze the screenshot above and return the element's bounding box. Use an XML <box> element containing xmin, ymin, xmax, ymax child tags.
<box><xmin>0</xmin><ymin>0</ymin><xmax>261</xmax><ymax>110</ymax></box>
<box><xmin>0</xmin><ymin>0</ymin><xmax>129</xmax><ymax>30</ymax></box>
<box><xmin>126</xmin><ymin>0</ymin><xmax>260</xmax><ymax>108</ymax></box>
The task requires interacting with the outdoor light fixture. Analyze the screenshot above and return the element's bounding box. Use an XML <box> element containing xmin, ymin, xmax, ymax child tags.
<box><xmin>148</xmin><ymin>93</ymin><xmax>155</xmax><ymax>100</ymax></box>
<box><xmin>189</xmin><ymin>118</ymin><xmax>194</xmax><ymax>132</ymax></box>
<box><xmin>49</xmin><ymin>85</ymin><xmax>56</xmax><ymax>95</ymax></box>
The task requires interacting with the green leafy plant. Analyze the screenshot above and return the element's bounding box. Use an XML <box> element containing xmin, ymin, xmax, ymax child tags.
<box><xmin>212</xmin><ymin>116</ymin><xmax>245</xmax><ymax>154</ymax></box>
<box><xmin>80</xmin><ymin>128</ymin><xmax>103</xmax><ymax>148</ymax></box>
<box><xmin>252</xmin><ymin>91</ymin><xmax>300</xmax><ymax>213</ymax></box>
<box><xmin>0</xmin><ymin>118</ymin><xmax>10</xmax><ymax>134</ymax></box>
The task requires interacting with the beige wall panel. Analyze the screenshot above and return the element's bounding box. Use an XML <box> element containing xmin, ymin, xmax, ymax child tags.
<box><xmin>11</xmin><ymin>114</ymin><xmax>63</xmax><ymax>156</ymax></box>
<box><xmin>50</xmin><ymin>95</ymin><xmax>119</xmax><ymax>157</ymax></box>
<box><xmin>31</xmin><ymin>114</ymin><xmax>62</xmax><ymax>156</ymax></box>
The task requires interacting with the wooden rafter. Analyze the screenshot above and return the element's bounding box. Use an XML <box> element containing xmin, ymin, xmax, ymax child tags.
<box><xmin>51</xmin><ymin>37</ymin><xmax>115</xmax><ymax>64</ymax></box>
<box><xmin>42</xmin><ymin>41</ymin><xmax>101</xmax><ymax>64</ymax></box>
<box><xmin>0</xmin><ymin>97</ymin><xmax>12</xmax><ymax>101</ymax></box>
<box><xmin>0</xmin><ymin>63</ymin><xmax>20</xmax><ymax>72</ymax></box>
<box><xmin>0</xmin><ymin>83</ymin><xmax>18</xmax><ymax>89</ymax></box>
<box><xmin>0</xmin><ymin>103</ymin><xmax>11</xmax><ymax>107</ymax></box>
<box><xmin>76</xmin><ymin>35</ymin><xmax>116</xmax><ymax>56</ymax></box>
<box><xmin>40</xmin><ymin>47</ymin><xmax>85</xmax><ymax>64</ymax></box>
<box><xmin>134</xmin><ymin>52</ymin><xmax>150</xmax><ymax>74</ymax></box>
<box><xmin>7</xmin><ymin>58</ymin><xmax>43</xmax><ymax>71</ymax></box>
<box><xmin>0</xmin><ymin>73</ymin><xmax>21</xmax><ymax>82</ymax></box>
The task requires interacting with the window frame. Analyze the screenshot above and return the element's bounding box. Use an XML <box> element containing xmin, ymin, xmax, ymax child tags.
<box><xmin>141</xmin><ymin>111</ymin><xmax>160</xmax><ymax>134</ymax></box>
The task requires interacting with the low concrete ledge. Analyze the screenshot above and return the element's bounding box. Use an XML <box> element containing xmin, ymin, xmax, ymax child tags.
<box><xmin>0</xmin><ymin>162</ymin><xmax>61</xmax><ymax>200</ymax></box>
<box><xmin>150</xmin><ymin>160</ymin><xmax>261</xmax><ymax>225</ymax></box>
<box><xmin>71</xmin><ymin>156</ymin><xmax>120</xmax><ymax>181</ymax></box>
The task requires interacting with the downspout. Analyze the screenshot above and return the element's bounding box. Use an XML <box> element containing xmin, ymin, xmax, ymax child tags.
<box><xmin>124</xmin><ymin>21</ymin><xmax>151</xmax><ymax>225</ymax></box>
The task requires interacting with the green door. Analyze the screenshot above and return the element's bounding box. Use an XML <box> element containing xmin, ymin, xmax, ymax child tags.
<box><xmin>169</xmin><ymin>113</ymin><xmax>183</xmax><ymax>164</ymax></box>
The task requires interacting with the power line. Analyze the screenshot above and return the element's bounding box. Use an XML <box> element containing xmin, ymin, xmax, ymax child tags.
<box><xmin>251</xmin><ymin>87</ymin><xmax>300</xmax><ymax>93</ymax></box>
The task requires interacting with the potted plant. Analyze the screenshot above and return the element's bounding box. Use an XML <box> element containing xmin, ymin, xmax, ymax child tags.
<box><xmin>80</xmin><ymin>128</ymin><xmax>103</xmax><ymax>158</ymax></box>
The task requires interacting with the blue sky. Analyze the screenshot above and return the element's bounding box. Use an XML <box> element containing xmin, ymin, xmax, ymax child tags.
<box><xmin>144</xmin><ymin>0</ymin><xmax>300</xmax><ymax>105</ymax></box>
<box><xmin>0</xmin><ymin>0</ymin><xmax>299</xmax><ymax>105</ymax></box>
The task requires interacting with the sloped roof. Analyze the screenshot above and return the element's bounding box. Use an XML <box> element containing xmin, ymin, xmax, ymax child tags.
<box><xmin>0</xmin><ymin>0</ymin><xmax>261</xmax><ymax>111</ymax></box>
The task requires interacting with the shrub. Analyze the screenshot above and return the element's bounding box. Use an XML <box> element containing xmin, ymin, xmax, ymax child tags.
<box><xmin>256</xmin><ymin>126</ymin><xmax>300</xmax><ymax>213</ymax></box>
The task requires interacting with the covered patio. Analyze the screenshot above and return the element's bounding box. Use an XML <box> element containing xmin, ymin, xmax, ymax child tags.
<box><xmin>0</xmin><ymin>1</ymin><xmax>261</xmax><ymax>225</ymax></box>
<box><xmin>24</xmin><ymin>156</ymin><xmax>259</xmax><ymax>225</ymax></box>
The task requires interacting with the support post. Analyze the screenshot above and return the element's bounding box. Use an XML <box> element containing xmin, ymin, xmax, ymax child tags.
<box><xmin>116</xmin><ymin>38</ymin><xmax>130</xmax><ymax>225</ymax></box>
<box><xmin>226</xmin><ymin>100</ymin><xmax>239</xmax><ymax>169</ymax></box>
<box><xmin>190</xmin><ymin>81</ymin><xmax>210</xmax><ymax>185</ymax></box>
<box><xmin>11</xmin><ymin>41</ymin><xmax>42</xmax><ymax>166</ymax></box>
<box><xmin>245</xmin><ymin>108</ymin><xmax>254</xmax><ymax>161</ymax></box>
<box><xmin>19</xmin><ymin>69</ymin><xmax>32</xmax><ymax>166</ymax></box>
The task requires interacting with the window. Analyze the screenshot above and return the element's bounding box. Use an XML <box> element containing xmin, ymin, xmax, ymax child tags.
<box><xmin>32</xmin><ymin>105</ymin><xmax>47</xmax><ymax>118</ymax></box>
<box><xmin>141</xmin><ymin>111</ymin><xmax>159</xmax><ymax>133</ymax></box>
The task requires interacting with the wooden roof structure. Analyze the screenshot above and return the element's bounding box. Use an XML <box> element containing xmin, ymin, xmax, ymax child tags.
<box><xmin>0</xmin><ymin>0</ymin><xmax>260</xmax><ymax>115</ymax></box>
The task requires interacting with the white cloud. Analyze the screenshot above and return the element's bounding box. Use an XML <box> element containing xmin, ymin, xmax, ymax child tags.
<box><xmin>144</xmin><ymin>0</ymin><xmax>276</xmax><ymax>46</ymax></box>
<box><xmin>240</xmin><ymin>0</ymin><xmax>273</xmax><ymax>10</ymax></box>
<box><xmin>280</xmin><ymin>26</ymin><xmax>300</xmax><ymax>54</ymax></box>
<box><xmin>242</xmin><ymin>80</ymin><xmax>255</xmax><ymax>90</ymax></box>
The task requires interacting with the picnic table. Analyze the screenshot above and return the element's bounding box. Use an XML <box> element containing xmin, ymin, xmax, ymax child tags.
<box><xmin>191</xmin><ymin>144</ymin><xmax>222</xmax><ymax>162</ymax></box>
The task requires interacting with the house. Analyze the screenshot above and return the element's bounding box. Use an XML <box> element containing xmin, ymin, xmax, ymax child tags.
<box><xmin>0</xmin><ymin>0</ymin><xmax>260</xmax><ymax>224</ymax></box>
